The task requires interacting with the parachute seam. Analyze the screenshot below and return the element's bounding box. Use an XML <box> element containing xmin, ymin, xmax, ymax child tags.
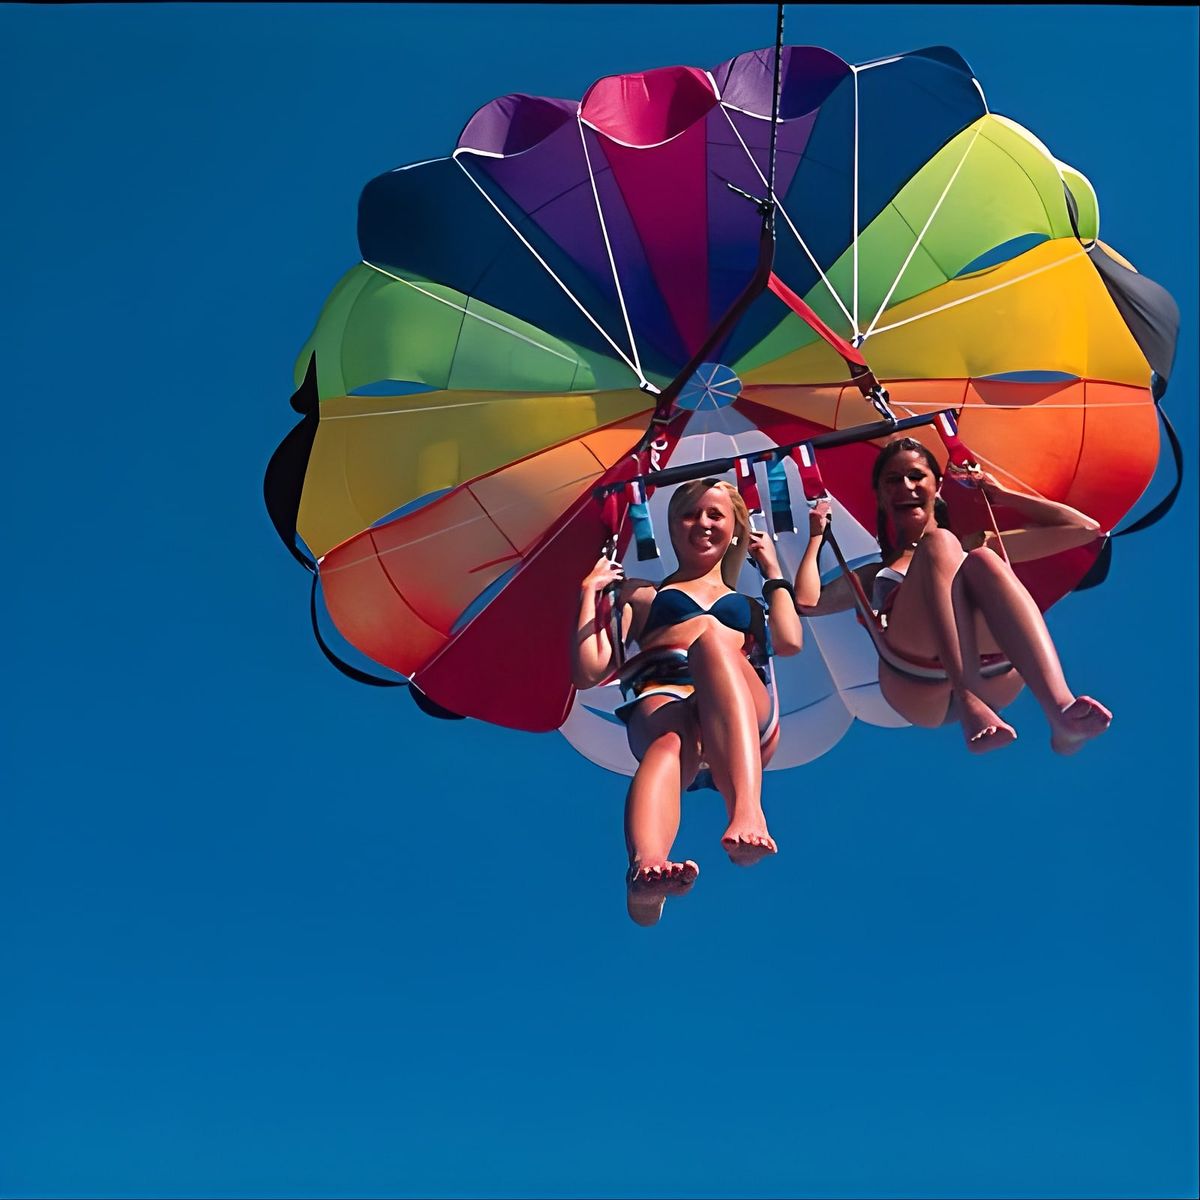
<box><xmin>450</xmin><ymin>152</ymin><xmax>647</xmax><ymax>385</ymax></box>
<box><xmin>978</xmin><ymin>125</ymin><xmax>1061</xmax><ymax>239</ymax></box>
<box><xmin>316</xmin><ymin>401</ymin><xmax>660</xmax><ymax>569</ymax></box>
<box><xmin>577</xmin><ymin>117</ymin><xmax>647</xmax><ymax>381</ymax></box>
<box><xmin>867</xmin><ymin>247</ymin><xmax>1077</xmax><ymax>338</ymax></box>
<box><xmin>361</xmin><ymin>261</ymin><xmax>578</xmax><ymax>366</ymax></box>
<box><xmin>448</xmin><ymin>283</ymin><xmax>471</xmax><ymax>397</ymax></box>
<box><xmin>862</xmin><ymin>125</ymin><xmax>984</xmax><ymax>342</ymax></box>
<box><xmin>1068</xmin><ymin>379</ymin><xmax>1090</xmax><ymax>509</ymax></box>
<box><xmin>320</xmin><ymin>278</ymin><xmax>371</xmax><ymax>539</ymax></box>
<box><xmin>717</xmin><ymin>103</ymin><xmax>855</xmax><ymax>331</ymax></box>
<box><xmin>331</xmin><ymin>265</ymin><xmax>377</xmax><ymax>398</ymax></box>
<box><xmin>856</xmin><ymin>399</ymin><xmax>1145</xmax><ymax>411</ymax></box>
<box><xmin>414</xmin><ymin>479</ymin><xmax>605</xmax><ymax>682</ymax></box>
<box><xmin>464</xmin><ymin>482</ymin><xmax>522</xmax><ymax>558</ymax></box>
<box><xmin>851</xmin><ymin>66</ymin><xmax>860</xmax><ymax>335</ymax></box>
<box><xmin>961</xmin><ymin>444</ymin><xmax>1054</xmax><ymax>501</ymax></box>
<box><xmin>318</xmin><ymin>464</ymin><xmax>609</xmax><ymax>575</ymax></box>
<box><xmin>322</xmin><ymin>396</ymin><xmax>535</xmax><ymax>421</ymax></box>
<box><xmin>359</xmin><ymin>527</ymin><xmax>445</xmax><ymax>641</ymax></box>
<box><xmin>844</xmin><ymin>56</ymin><xmax>994</xmax><ymax>340</ymax></box>
<box><xmin>579</xmin><ymin>68</ymin><xmax>723</xmax><ymax>151</ymax></box>
<box><xmin>889</xmin><ymin>395</ymin><xmax>1057</xmax><ymax>502</ymax></box>
<box><xmin>855</xmin><ymin>55</ymin><xmax>905</xmax><ymax>71</ymax></box>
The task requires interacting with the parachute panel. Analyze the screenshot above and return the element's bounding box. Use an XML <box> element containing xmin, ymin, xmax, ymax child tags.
<box><xmin>297</xmin><ymin>386</ymin><xmax>647</xmax><ymax>558</ymax></box>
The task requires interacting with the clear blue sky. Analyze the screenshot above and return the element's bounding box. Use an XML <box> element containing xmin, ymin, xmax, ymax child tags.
<box><xmin>3</xmin><ymin>5</ymin><xmax>1196</xmax><ymax>1198</ymax></box>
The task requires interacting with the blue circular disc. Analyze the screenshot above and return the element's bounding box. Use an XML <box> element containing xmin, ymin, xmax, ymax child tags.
<box><xmin>676</xmin><ymin>362</ymin><xmax>742</xmax><ymax>411</ymax></box>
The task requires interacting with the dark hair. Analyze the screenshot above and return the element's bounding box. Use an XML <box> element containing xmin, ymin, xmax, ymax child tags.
<box><xmin>872</xmin><ymin>437</ymin><xmax>950</xmax><ymax>561</ymax></box>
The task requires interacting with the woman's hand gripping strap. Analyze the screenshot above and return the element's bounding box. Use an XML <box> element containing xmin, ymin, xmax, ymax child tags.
<box><xmin>790</xmin><ymin>443</ymin><xmax>881</xmax><ymax>631</ymax></box>
<box><xmin>596</xmin><ymin>486</ymin><xmax>628</xmax><ymax>670</ymax></box>
<box><xmin>933</xmin><ymin>410</ymin><xmax>1009</xmax><ymax>563</ymax></box>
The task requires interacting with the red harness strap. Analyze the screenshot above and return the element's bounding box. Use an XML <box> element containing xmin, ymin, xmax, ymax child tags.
<box><xmin>767</xmin><ymin>272</ymin><xmax>879</xmax><ymax>393</ymax></box>
<box><xmin>933</xmin><ymin>410</ymin><xmax>1009</xmax><ymax>564</ymax></box>
<box><xmin>736</xmin><ymin>457</ymin><xmax>763</xmax><ymax>520</ymax></box>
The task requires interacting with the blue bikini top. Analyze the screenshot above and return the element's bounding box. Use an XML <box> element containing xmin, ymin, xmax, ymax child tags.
<box><xmin>640</xmin><ymin>587</ymin><xmax>771</xmax><ymax>663</ymax></box>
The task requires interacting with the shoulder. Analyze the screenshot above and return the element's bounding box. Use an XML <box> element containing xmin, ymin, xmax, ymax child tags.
<box><xmin>619</xmin><ymin>577</ymin><xmax>659</xmax><ymax>605</ymax></box>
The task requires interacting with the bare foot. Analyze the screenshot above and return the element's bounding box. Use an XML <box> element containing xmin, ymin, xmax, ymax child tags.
<box><xmin>958</xmin><ymin>691</ymin><xmax>1017</xmax><ymax>755</ymax></box>
<box><xmin>720</xmin><ymin>817</ymin><xmax>777</xmax><ymax>867</ymax></box>
<box><xmin>1050</xmin><ymin>696</ymin><xmax>1112</xmax><ymax>755</ymax></box>
<box><xmin>626</xmin><ymin>859</ymin><xmax>699</xmax><ymax>926</ymax></box>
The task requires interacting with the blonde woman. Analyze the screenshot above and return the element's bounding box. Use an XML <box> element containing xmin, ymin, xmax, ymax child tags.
<box><xmin>574</xmin><ymin>478</ymin><xmax>825</xmax><ymax>925</ymax></box>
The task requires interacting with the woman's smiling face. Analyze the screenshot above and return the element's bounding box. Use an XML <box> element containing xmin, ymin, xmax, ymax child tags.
<box><xmin>671</xmin><ymin>485</ymin><xmax>735</xmax><ymax>565</ymax></box>
<box><xmin>876</xmin><ymin>449</ymin><xmax>939</xmax><ymax>530</ymax></box>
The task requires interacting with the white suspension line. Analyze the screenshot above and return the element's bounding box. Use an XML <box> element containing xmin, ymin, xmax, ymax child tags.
<box><xmin>717</xmin><ymin>105</ymin><xmax>856</xmax><ymax>331</ymax></box>
<box><xmin>320</xmin><ymin>389</ymin><xmax>646</xmax><ymax>421</ymax></box>
<box><xmin>865</xmin><ymin>248</ymin><xmax>1076</xmax><ymax>338</ymax></box>
<box><xmin>855</xmin><ymin>54</ymin><xmax>906</xmax><ymax>71</ymax></box>
<box><xmin>963</xmin><ymin>445</ymin><xmax>1056</xmax><ymax>500</ymax></box>
<box><xmin>322</xmin><ymin>397</ymin><xmax>513</xmax><ymax>421</ymax></box>
<box><xmin>852</xmin><ymin>67</ymin><xmax>861</xmax><ymax>336</ymax></box>
<box><xmin>319</xmin><ymin>461</ymin><xmax>610</xmax><ymax>576</ymax></box>
<box><xmin>363</xmin><ymin>260</ymin><xmax>577</xmax><ymax>364</ymax></box>
<box><xmin>887</xmin><ymin>397</ymin><xmax>1057</xmax><ymax>501</ymax></box>
<box><xmin>414</xmin><ymin>451</ymin><xmax>626</xmax><ymax>676</ymax></box>
<box><xmin>876</xmin><ymin>398</ymin><xmax>1147</xmax><ymax>412</ymax></box>
<box><xmin>711</xmin><ymin>390</ymin><xmax>744</xmax><ymax>450</ymax></box>
<box><xmin>451</xmin><ymin>152</ymin><xmax>648</xmax><ymax>386</ymax></box>
<box><xmin>577</xmin><ymin>119</ymin><xmax>647</xmax><ymax>382</ymax></box>
<box><xmin>861</xmin><ymin>125</ymin><xmax>984</xmax><ymax>342</ymax></box>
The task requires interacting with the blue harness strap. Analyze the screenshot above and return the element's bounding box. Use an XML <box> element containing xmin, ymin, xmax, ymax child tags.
<box><xmin>766</xmin><ymin>456</ymin><xmax>795</xmax><ymax>533</ymax></box>
<box><xmin>628</xmin><ymin>480</ymin><xmax>660</xmax><ymax>561</ymax></box>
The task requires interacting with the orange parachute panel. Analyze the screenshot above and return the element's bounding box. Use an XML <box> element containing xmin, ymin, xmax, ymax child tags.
<box><xmin>1069</xmin><ymin>380</ymin><xmax>1158</xmax><ymax>530</ymax></box>
<box><xmin>319</xmin><ymin>411</ymin><xmax>653</xmax><ymax>683</ymax></box>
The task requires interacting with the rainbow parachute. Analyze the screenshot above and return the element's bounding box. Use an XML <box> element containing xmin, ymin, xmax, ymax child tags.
<box><xmin>265</xmin><ymin>44</ymin><xmax>1178</xmax><ymax>770</ymax></box>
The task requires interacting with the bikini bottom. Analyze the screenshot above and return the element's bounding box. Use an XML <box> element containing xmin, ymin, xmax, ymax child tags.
<box><xmin>614</xmin><ymin>648</ymin><xmax>779</xmax><ymax>792</ymax></box>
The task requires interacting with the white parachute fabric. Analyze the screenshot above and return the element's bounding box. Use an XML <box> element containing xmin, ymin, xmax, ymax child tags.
<box><xmin>558</xmin><ymin>405</ymin><xmax>908</xmax><ymax>778</ymax></box>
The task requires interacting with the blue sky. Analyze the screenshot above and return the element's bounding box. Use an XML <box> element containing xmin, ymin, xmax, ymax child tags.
<box><xmin>2</xmin><ymin>5</ymin><xmax>1196</xmax><ymax>1198</ymax></box>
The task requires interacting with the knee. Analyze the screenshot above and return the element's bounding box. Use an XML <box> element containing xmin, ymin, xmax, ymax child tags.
<box><xmin>919</xmin><ymin>527</ymin><xmax>962</xmax><ymax>559</ymax></box>
<box><xmin>962</xmin><ymin>545</ymin><xmax>1009</xmax><ymax>581</ymax></box>
<box><xmin>641</xmin><ymin>729</ymin><xmax>684</xmax><ymax>764</ymax></box>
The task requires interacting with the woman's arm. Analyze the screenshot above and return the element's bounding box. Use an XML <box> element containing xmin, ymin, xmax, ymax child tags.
<box><xmin>572</xmin><ymin>556</ymin><xmax>627</xmax><ymax>688</ymax></box>
<box><xmin>748</xmin><ymin>532</ymin><xmax>802</xmax><ymax>655</ymax></box>
<box><xmin>791</xmin><ymin>500</ymin><xmax>878</xmax><ymax>617</ymax></box>
<box><xmin>795</xmin><ymin>566</ymin><xmax>880</xmax><ymax>617</ymax></box>
<box><xmin>959</xmin><ymin>469</ymin><xmax>1103</xmax><ymax>563</ymax></box>
<box><xmin>981</xmin><ymin>524</ymin><xmax>1103</xmax><ymax>562</ymax></box>
<box><xmin>793</xmin><ymin>500</ymin><xmax>831</xmax><ymax>608</ymax></box>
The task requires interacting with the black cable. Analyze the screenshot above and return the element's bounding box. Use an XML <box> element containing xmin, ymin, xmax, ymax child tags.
<box><xmin>766</xmin><ymin>3</ymin><xmax>786</xmax><ymax>203</ymax></box>
<box><xmin>1112</xmin><ymin>403</ymin><xmax>1183</xmax><ymax>537</ymax></box>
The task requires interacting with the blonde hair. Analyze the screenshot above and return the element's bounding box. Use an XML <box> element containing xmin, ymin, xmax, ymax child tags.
<box><xmin>666</xmin><ymin>478</ymin><xmax>751</xmax><ymax>589</ymax></box>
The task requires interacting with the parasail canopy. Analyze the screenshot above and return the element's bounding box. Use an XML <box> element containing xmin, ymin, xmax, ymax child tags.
<box><xmin>265</xmin><ymin>41</ymin><xmax>1179</xmax><ymax>770</ymax></box>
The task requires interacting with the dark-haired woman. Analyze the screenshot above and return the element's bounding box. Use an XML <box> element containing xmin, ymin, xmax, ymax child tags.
<box><xmin>795</xmin><ymin>437</ymin><xmax>1112</xmax><ymax>755</ymax></box>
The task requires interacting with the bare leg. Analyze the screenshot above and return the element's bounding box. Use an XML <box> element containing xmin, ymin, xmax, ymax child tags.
<box><xmin>955</xmin><ymin>548</ymin><xmax>1111</xmax><ymax>754</ymax></box>
<box><xmin>624</xmin><ymin>700</ymin><xmax>702</xmax><ymax>926</ymax></box>
<box><xmin>686</xmin><ymin>630</ymin><xmax>777</xmax><ymax>866</ymax></box>
<box><xmin>885</xmin><ymin>529</ymin><xmax>1016</xmax><ymax>753</ymax></box>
